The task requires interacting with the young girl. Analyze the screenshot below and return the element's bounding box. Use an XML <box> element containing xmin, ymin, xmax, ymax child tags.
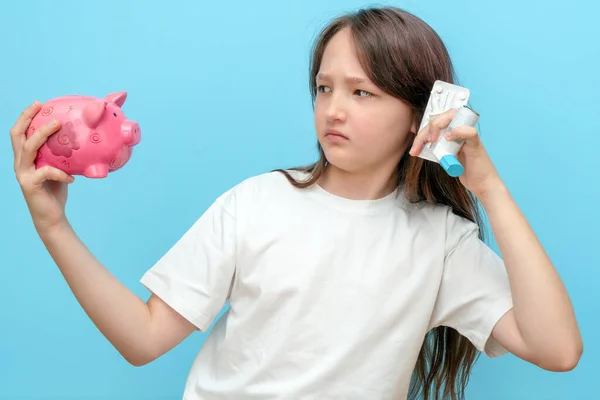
<box><xmin>10</xmin><ymin>6</ymin><xmax>581</xmax><ymax>400</ymax></box>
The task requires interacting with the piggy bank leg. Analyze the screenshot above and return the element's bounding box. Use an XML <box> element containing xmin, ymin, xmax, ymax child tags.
<box><xmin>35</xmin><ymin>159</ymin><xmax>50</xmax><ymax>170</ymax></box>
<box><xmin>34</xmin><ymin>151</ymin><xmax>54</xmax><ymax>170</ymax></box>
<box><xmin>83</xmin><ymin>164</ymin><xmax>109</xmax><ymax>178</ymax></box>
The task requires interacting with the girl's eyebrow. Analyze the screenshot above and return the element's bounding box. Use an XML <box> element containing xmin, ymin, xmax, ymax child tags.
<box><xmin>316</xmin><ymin>73</ymin><xmax>367</xmax><ymax>84</ymax></box>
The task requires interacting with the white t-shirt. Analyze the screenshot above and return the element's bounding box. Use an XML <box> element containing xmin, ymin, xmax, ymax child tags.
<box><xmin>140</xmin><ymin>170</ymin><xmax>513</xmax><ymax>400</ymax></box>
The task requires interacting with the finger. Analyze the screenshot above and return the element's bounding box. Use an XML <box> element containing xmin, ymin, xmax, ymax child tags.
<box><xmin>427</xmin><ymin>108</ymin><xmax>457</xmax><ymax>142</ymax></box>
<box><xmin>409</xmin><ymin>124</ymin><xmax>430</xmax><ymax>156</ymax></box>
<box><xmin>409</xmin><ymin>108</ymin><xmax>456</xmax><ymax>156</ymax></box>
<box><xmin>444</xmin><ymin>126</ymin><xmax>480</xmax><ymax>146</ymax></box>
<box><xmin>31</xmin><ymin>165</ymin><xmax>74</xmax><ymax>186</ymax></box>
<box><xmin>20</xmin><ymin>119</ymin><xmax>61</xmax><ymax>170</ymax></box>
<box><xmin>9</xmin><ymin>100</ymin><xmax>42</xmax><ymax>156</ymax></box>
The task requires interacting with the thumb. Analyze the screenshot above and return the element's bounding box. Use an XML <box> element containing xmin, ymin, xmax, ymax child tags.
<box><xmin>32</xmin><ymin>166</ymin><xmax>75</xmax><ymax>186</ymax></box>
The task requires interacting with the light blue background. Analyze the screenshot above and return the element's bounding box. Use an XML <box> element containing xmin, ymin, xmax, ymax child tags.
<box><xmin>1</xmin><ymin>0</ymin><xmax>597</xmax><ymax>399</ymax></box>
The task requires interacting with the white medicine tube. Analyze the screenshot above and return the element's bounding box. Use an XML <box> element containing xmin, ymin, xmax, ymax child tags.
<box><xmin>431</xmin><ymin>106</ymin><xmax>480</xmax><ymax>177</ymax></box>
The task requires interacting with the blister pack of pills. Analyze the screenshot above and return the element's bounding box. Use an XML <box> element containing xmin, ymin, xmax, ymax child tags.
<box><xmin>417</xmin><ymin>80</ymin><xmax>470</xmax><ymax>162</ymax></box>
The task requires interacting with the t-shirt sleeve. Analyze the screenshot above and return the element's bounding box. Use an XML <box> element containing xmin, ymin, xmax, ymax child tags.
<box><xmin>429</xmin><ymin>208</ymin><xmax>514</xmax><ymax>358</ymax></box>
<box><xmin>139</xmin><ymin>187</ymin><xmax>238</xmax><ymax>332</ymax></box>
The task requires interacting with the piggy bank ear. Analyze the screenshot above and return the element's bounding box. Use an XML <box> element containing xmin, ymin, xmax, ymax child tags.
<box><xmin>105</xmin><ymin>91</ymin><xmax>127</xmax><ymax>108</ymax></box>
<box><xmin>82</xmin><ymin>100</ymin><xmax>107</xmax><ymax>128</ymax></box>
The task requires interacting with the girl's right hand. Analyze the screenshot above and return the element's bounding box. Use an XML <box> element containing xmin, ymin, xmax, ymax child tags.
<box><xmin>10</xmin><ymin>101</ymin><xmax>76</xmax><ymax>233</ymax></box>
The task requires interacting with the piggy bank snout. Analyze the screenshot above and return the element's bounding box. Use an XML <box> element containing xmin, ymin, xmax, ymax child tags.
<box><xmin>122</xmin><ymin>120</ymin><xmax>141</xmax><ymax>146</ymax></box>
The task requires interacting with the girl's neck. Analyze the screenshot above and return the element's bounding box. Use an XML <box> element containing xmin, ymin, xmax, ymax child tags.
<box><xmin>318</xmin><ymin>164</ymin><xmax>398</xmax><ymax>201</ymax></box>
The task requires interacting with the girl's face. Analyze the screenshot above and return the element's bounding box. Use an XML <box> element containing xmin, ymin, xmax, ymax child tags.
<box><xmin>314</xmin><ymin>28</ymin><xmax>417</xmax><ymax>176</ymax></box>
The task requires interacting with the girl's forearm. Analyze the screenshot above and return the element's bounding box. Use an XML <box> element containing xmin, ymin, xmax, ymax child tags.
<box><xmin>478</xmin><ymin>181</ymin><xmax>582</xmax><ymax>364</ymax></box>
<box><xmin>37</xmin><ymin>221</ymin><xmax>155</xmax><ymax>365</ymax></box>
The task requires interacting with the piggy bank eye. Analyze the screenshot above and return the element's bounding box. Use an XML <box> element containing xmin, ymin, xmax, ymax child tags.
<box><xmin>113</xmin><ymin>112</ymin><xmax>117</xmax><ymax>117</ymax></box>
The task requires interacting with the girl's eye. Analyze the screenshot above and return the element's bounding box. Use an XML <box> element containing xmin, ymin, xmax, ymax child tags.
<box><xmin>355</xmin><ymin>89</ymin><xmax>372</xmax><ymax>97</ymax></box>
<box><xmin>316</xmin><ymin>86</ymin><xmax>372</xmax><ymax>97</ymax></box>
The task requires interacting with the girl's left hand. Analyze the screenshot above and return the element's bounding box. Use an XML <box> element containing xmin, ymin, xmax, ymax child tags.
<box><xmin>408</xmin><ymin>108</ymin><xmax>503</xmax><ymax>199</ymax></box>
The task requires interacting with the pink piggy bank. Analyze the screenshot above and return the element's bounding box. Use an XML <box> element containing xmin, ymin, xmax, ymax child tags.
<box><xmin>27</xmin><ymin>91</ymin><xmax>141</xmax><ymax>178</ymax></box>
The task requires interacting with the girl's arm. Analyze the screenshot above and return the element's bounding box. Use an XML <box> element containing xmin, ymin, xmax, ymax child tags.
<box><xmin>39</xmin><ymin>221</ymin><xmax>197</xmax><ymax>366</ymax></box>
<box><xmin>482</xmin><ymin>181</ymin><xmax>583</xmax><ymax>371</ymax></box>
<box><xmin>411</xmin><ymin>108</ymin><xmax>583</xmax><ymax>371</ymax></box>
<box><xmin>10</xmin><ymin>101</ymin><xmax>196</xmax><ymax>366</ymax></box>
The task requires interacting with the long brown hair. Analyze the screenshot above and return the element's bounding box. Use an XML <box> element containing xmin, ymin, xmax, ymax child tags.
<box><xmin>275</xmin><ymin>6</ymin><xmax>487</xmax><ymax>400</ymax></box>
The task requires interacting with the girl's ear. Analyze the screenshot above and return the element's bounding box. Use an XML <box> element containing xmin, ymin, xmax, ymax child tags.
<box><xmin>410</xmin><ymin>113</ymin><xmax>419</xmax><ymax>135</ymax></box>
